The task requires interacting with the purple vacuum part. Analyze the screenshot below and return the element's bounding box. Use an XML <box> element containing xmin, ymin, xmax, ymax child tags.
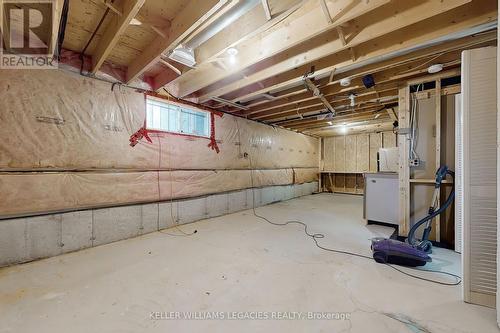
<box><xmin>371</xmin><ymin>238</ymin><xmax>432</xmax><ymax>267</ymax></box>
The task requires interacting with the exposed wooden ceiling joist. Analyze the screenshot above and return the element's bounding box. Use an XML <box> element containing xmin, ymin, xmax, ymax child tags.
<box><xmin>278</xmin><ymin>106</ymin><xmax>391</xmax><ymax>128</ymax></box>
<box><xmin>261</xmin><ymin>101</ymin><xmax>396</xmax><ymax>123</ymax></box>
<box><xmin>303</xmin><ymin>119</ymin><xmax>394</xmax><ymax>135</ymax></box>
<box><xmin>50</xmin><ymin>0</ymin><xmax>65</xmax><ymax>56</ymax></box>
<box><xmin>126</xmin><ymin>0</ymin><xmax>231</xmax><ymax>84</ymax></box>
<box><xmin>91</xmin><ymin>0</ymin><xmax>146</xmax><ymax>74</ymax></box>
<box><xmin>261</xmin><ymin>0</ymin><xmax>272</xmax><ymax>20</ymax></box>
<box><xmin>194</xmin><ymin>0</ymin><xmax>473</xmax><ymax>103</ymax></box>
<box><xmin>195</xmin><ymin>0</ymin><xmax>302</xmax><ymax>66</ymax></box>
<box><xmin>231</xmin><ymin>30</ymin><xmax>494</xmax><ymax>115</ymax></box>
<box><xmin>210</xmin><ymin>0</ymin><xmax>495</xmax><ymax>109</ymax></box>
<box><xmin>251</xmin><ymin>88</ymin><xmax>398</xmax><ymax>120</ymax></box>
<box><xmin>57</xmin><ymin>0</ymin><xmax>497</xmax><ymax>136</ymax></box>
<box><xmin>290</xmin><ymin>80</ymin><xmax>461</xmax><ymax>132</ymax></box>
<box><xmin>167</xmin><ymin>0</ymin><xmax>391</xmax><ymax>97</ymax></box>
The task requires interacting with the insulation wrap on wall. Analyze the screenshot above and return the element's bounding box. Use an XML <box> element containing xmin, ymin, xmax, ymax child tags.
<box><xmin>0</xmin><ymin>69</ymin><xmax>319</xmax><ymax>218</ymax></box>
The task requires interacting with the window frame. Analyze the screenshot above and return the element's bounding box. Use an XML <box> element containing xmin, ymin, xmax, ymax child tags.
<box><xmin>145</xmin><ymin>96</ymin><xmax>211</xmax><ymax>139</ymax></box>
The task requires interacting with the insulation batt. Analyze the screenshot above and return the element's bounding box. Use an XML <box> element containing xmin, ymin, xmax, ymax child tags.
<box><xmin>0</xmin><ymin>70</ymin><xmax>319</xmax><ymax>217</ymax></box>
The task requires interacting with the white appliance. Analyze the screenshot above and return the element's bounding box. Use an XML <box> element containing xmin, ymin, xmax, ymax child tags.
<box><xmin>364</xmin><ymin>173</ymin><xmax>399</xmax><ymax>225</ymax></box>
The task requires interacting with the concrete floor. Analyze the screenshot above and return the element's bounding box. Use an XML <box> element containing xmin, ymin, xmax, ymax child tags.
<box><xmin>0</xmin><ymin>193</ymin><xmax>497</xmax><ymax>332</ymax></box>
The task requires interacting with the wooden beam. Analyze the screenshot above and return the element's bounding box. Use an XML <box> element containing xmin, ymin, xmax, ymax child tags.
<box><xmin>49</xmin><ymin>0</ymin><xmax>64</xmax><ymax>56</ymax></box>
<box><xmin>282</xmin><ymin>107</ymin><xmax>389</xmax><ymax>129</ymax></box>
<box><xmin>91</xmin><ymin>0</ymin><xmax>145</xmax><ymax>74</ymax></box>
<box><xmin>297</xmin><ymin>116</ymin><xmax>392</xmax><ymax>132</ymax></box>
<box><xmin>252</xmin><ymin>88</ymin><xmax>398</xmax><ymax>120</ymax></box>
<box><xmin>196</xmin><ymin>0</ymin><xmax>301</xmax><ymax>65</ymax></box>
<box><xmin>195</xmin><ymin>0</ymin><xmax>474</xmax><ymax>103</ymax></box>
<box><xmin>262</xmin><ymin>102</ymin><xmax>395</xmax><ymax>123</ymax></box>
<box><xmin>126</xmin><ymin>0</ymin><xmax>229</xmax><ymax>83</ymax></box>
<box><xmin>320</xmin><ymin>0</ymin><xmax>332</xmax><ymax>24</ymax></box>
<box><xmin>261</xmin><ymin>0</ymin><xmax>272</xmax><ymax>20</ymax></box>
<box><xmin>102</xmin><ymin>0</ymin><xmax>122</xmax><ymax>16</ymax></box>
<box><xmin>386</xmin><ymin>108</ymin><xmax>398</xmax><ymax>121</ymax></box>
<box><xmin>226</xmin><ymin>6</ymin><xmax>492</xmax><ymax>105</ymax></box>
<box><xmin>148</xmin><ymin>70</ymin><xmax>179</xmax><ymax>92</ymax></box>
<box><xmin>305</xmin><ymin>121</ymin><xmax>393</xmax><ymax>136</ymax></box>
<box><xmin>160</xmin><ymin>59</ymin><xmax>182</xmax><ymax>76</ymax></box>
<box><xmin>398</xmin><ymin>86</ymin><xmax>410</xmax><ymax>236</ymax></box>
<box><xmin>233</xmin><ymin>31</ymin><xmax>493</xmax><ymax>114</ymax></box>
<box><xmin>168</xmin><ymin>0</ymin><xmax>391</xmax><ymax>97</ymax></box>
<box><xmin>2</xmin><ymin>1</ymin><xmax>11</xmax><ymax>51</ymax></box>
<box><xmin>336</xmin><ymin>26</ymin><xmax>346</xmax><ymax>46</ymax></box>
<box><xmin>434</xmin><ymin>78</ymin><xmax>442</xmax><ymax>241</ymax></box>
<box><xmin>239</xmin><ymin>51</ymin><xmax>465</xmax><ymax>117</ymax></box>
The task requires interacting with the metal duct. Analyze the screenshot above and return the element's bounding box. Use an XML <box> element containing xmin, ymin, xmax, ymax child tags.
<box><xmin>185</xmin><ymin>0</ymin><xmax>261</xmax><ymax>50</ymax></box>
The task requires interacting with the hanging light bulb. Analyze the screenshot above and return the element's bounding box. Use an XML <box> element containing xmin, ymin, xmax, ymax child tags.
<box><xmin>340</xmin><ymin>123</ymin><xmax>348</xmax><ymax>134</ymax></box>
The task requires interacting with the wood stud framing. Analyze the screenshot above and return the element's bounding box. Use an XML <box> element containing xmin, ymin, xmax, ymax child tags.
<box><xmin>261</xmin><ymin>0</ymin><xmax>272</xmax><ymax>20</ymax></box>
<box><xmin>398</xmin><ymin>72</ymin><xmax>457</xmax><ymax>239</ymax></box>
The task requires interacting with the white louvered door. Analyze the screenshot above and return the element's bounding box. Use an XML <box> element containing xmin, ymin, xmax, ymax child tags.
<box><xmin>461</xmin><ymin>47</ymin><xmax>497</xmax><ymax>308</ymax></box>
<box><xmin>455</xmin><ymin>94</ymin><xmax>463</xmax><ymax>254</ymax></box>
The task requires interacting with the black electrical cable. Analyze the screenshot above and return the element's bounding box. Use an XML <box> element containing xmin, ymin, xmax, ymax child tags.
<box><xmin>246</xmin><ymin>156</ymin><xmax>461</xmax><ymax>286</ymax></box>
<box><xmin>250</xmin><ymin>207</ymin><xmax>461</xmax><ymax>286</ymax></box>
<box><xmin>55</xmin><ymin>0</ymin><xmax>69</xmax><ymax>60</ymax></box>
<box><xmin>155</xmin><ymin>104</ymin><xmax>196</xmax><ymax>238</ymax></box>
<box><xmin>79</xmin><ymin>6</ymin><xmax>110</xmax><ymax>74</ymax></box>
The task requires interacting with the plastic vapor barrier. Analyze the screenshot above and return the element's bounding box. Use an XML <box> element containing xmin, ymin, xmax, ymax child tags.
<box><xmin>0</xmin><ymin>69</ymin><xmax>319</xmax><ymax>217</ymax></box>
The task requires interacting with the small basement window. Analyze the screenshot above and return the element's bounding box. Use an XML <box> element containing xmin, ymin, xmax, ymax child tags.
<box><xmin>146</xmin><ymin>97</ymin><xmax>210</xmax><ymax>137</ymax></box>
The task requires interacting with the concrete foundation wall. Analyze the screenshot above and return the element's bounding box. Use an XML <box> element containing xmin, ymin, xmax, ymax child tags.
<box><xmin>0</xmin><ymin>182</ymin><xmax>318</xmax><ymax>267</ymax></box>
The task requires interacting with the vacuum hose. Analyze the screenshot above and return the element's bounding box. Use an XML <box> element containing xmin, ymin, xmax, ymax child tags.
<box><xmin>407</xmin><ymin>167</ymin><xmax>455</xmax><ymax>251</ymax></box>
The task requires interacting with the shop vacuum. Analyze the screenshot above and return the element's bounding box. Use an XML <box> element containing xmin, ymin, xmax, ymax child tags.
<box><xmin>371</xmin><ymin>166</ymin><xmax>455</xmax><ymax>267</ymax></box>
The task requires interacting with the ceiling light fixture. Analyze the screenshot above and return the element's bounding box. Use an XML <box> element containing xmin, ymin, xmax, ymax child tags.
<box><xmin>227</xmin><ymin>47</ymin><xmax>238</xmax><ymax>56</ymax></box>
<box><xmin>427</xmin><ymin>64</ymin><xmax>443</xmax><ymax>74</ymax></box>
<box><xmin>340</xmin><ymin>123</ymin><xmax>348</xmax><ymax>134</ymax></box>
<box><xmin>169</xmin><ymin>45</ymin><xmax>196</xmax><ymax>67</ymax></box>
<box><xmin>129</xmin><ymin>18</ymin><xmax>142</xmax><ymax>25</ymax></box>
<box><xmin>227</xmin><ymin>47</ymin><xmax>238</xmax><ymax>65</ymax></box>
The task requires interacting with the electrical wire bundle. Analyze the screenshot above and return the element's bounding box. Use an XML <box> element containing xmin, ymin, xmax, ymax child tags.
<box><xmin>409</xmin><ymin>84</ymin><xmax>423</xmax><ymax>164</ymax></box>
